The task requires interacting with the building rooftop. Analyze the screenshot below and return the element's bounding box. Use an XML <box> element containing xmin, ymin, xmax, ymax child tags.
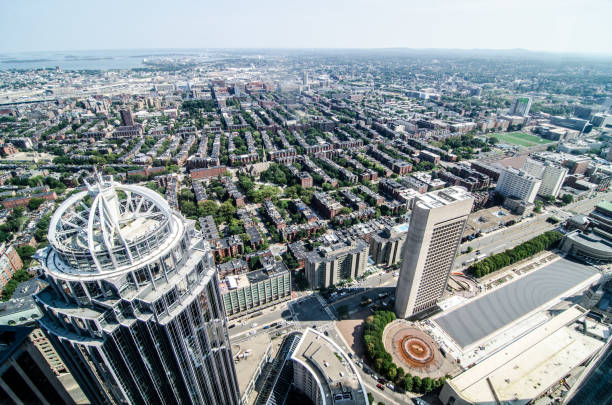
<box><xmin>434</xmin><ymin>258</ymin><xmax>599</xmax><ymax>348</ymax></box>
<box><xmin>415</xmin><ymin>186</ymin><xmax>472</xmax><ymax>210</ymax></box>
<box><xmin>233</xmin><ymin>332</ymin><xmax>272</xmax><ymax>402</ymax></box>
<box><xmin>291</xmin><ymin>328</ymin><xmax>367</xmax><ymax>405</ymax></box>
<box><xmin>446</xmin><ymin>306</ymin><xmax>604</xmax><ymax>405</ymax></box>
<box><xmin>219</xmin><ymin>265</ymin><xmax>288</xmax><ymax>294</ymax></box>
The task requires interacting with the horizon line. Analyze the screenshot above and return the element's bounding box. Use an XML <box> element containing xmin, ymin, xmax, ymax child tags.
<box><xmin>2</xmin><ymin>46</ymin><xmax>612</xmax><ymax>58</ymax></box>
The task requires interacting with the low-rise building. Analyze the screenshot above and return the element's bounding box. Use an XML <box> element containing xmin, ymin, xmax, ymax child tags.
<box><xmin>220</xmin><ymin>265</ymin><xmax>291</xmax><ymax>318</ymax></box>
<box><xmin>0</xmin><ymin>244</ymin><xmax>23</xmax><ymax>291</ymax></box>
<box><xmin>0</xmin><ymin>325</ymin><xmax>76</xmax><ymax>404</ymax></box>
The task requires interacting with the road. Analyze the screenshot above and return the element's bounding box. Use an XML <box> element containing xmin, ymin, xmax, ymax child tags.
<box><xmin>455</xmin><ymin>192</ymin><xmax>610</xmax><ymax>270</ymax></box>
<box><xmin>455</xmin><ymin>214</ymin><xmax>555</xmax><ymax>269</ymax></box>
<box><xmin>228</xmin><ymin>301</ymin><xmax>295</xmax><ymax>340</ymax></box>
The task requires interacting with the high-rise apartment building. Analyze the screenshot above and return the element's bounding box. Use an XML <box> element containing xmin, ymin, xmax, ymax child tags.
<box><xmin>34</xmin><ymin>175</ymin><xmax>241</xmax><ymax>405</ymax></box>
<box><xmin>495</xmin><ymin>167</ymin><xmax>542</xmax><ymax>204</ymax></box>
<box><xmin>395</xmin><ymin>187</ymin><xmax>473</xmax><ymax>318</ymax></box>
<box><xmin>119</xmin><ymin>108</ymin><xmax>135</xmax><ymax>126</ymax></box>
<box><xmin>304</xmin><ymin>238</ymin><xmax>368</xmax><ymax>288</ymax></box>
<box><xmin>539</xmin><ymin>163</ymin><xmax>568</xmax><ymax>198</ymax></box>
<box><xmin>522</xmin><ymin>159</ymin><xmax>568</xmax><ymax>198</ymax></box>
<box><xmin>369</xmin><ymin>224</ymin><xmax>408</xmax><ymax>267</ymax></box>
<box><xmin>509</xmin><ymin>96</ymin><xmax>532</xmax><ymax>117</ymax></box>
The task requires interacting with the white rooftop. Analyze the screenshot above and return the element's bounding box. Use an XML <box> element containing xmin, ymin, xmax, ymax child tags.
<box><xmin>446</xmin><ymin>306</ymin><xmax>605</xmax><ymax>404</ymax></box>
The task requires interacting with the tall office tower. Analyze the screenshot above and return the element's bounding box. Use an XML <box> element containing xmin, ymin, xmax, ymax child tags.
<box><xmin>509</xmin><ymin>96</ymin><xmax>532</xmax><ymax>117</ymax></box>
<box><xmin>302</xmin><ymin>71</ymin><xmax>309</xmax><ymax>86</ymax></box>
<box><xmin>395</xmin><ymin>187</ymin><xmax>473</xmax><ymax>318</ymax></box>
<box><xmin>34</xmin><ymin>175</ymin><xmax>241</xmax><ymax>405</ymax></box>
<box><xmin>119</xmin><ymin>108</ymin><xmax>135</xmax><ymax>126</ymax></box>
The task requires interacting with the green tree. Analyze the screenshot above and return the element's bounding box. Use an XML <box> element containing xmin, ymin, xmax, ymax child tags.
<box><xmin>28</xmin><ymin>197</ymin><xmax>45</xmax><ymax>211</ymax></box>
<box><xmin>387</xmin><ymin>364</ymin><xmax>397</xmax><ymax>380</ymax></box>
<box><xmin>16</xmin><ymin>246</ymin><xmax>36</xmax><ymax>267</ymax></box>
<box><xmin>198</xmin><ymin>200</ymin><xmax>218</xmax><ymax>217</ymax></box>
<box><xmin>422</xmin><ymin>377</ymin><xmax>433</xmax><ymax>393</ymax></box>
<box><xmin>412</xmin><ymin>376</ymin><xmax>422</xmax><ymax>393</ymax></box>
<box><xmin>562</xmin><ymin>194</ymin><xmax>574</xmax><ymax>205</ymax></box>
<box><xmin>403</xmin><ymin>374</ymin><xmax>413</xmax><ymax>392</ymax></box>
<box><xmin>534</xmin><ymin>200</ymin><xmax>543</xmax><ymax>213</ymax></box>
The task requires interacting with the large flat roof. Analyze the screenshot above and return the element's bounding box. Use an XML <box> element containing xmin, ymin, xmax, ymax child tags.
<box><xmin>434</xmin><ymin>258</ymin><xmax>599</xmax><ymax>348</ymax></box>
<box><xmin>446</xmin><ymin>306</ymin><xmax>605</xmax><ymax>404</ymax></box>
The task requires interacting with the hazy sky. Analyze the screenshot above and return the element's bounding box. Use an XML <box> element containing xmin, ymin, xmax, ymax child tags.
<box><xmin>1</xmin><ymin>0</ymin><xmax>611</xmax><ymax>54</ymax></box>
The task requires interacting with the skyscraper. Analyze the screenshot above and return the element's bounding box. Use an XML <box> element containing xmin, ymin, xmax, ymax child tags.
<box><xmin>395</xmin><ymin>187</ymin><xmax>473</xmax><ymax>318</ymax></box>
<box><xmin>34</xmin><ymin>175</ymin><xmax>241</xmax><ymax>405</ymax></box>
<box><xmin>0</xmin><ymin>325</ymin><xmax>75</xmax><ymax>405</ymax></box>
<box><xmin>509</xmin><ymin>96</ymin><xmax>532</xmax><ymax>117</ymax></box>
<box><xmin>119</xmin><ymin>108</ymin><xmax>135</xmax><ymax>126</ymax></box>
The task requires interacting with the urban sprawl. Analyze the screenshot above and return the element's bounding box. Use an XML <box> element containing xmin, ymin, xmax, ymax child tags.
<box><xmin>0</xmin><ymin>50</ymin><xmax>611</xmax><ymax>405</ymax></box>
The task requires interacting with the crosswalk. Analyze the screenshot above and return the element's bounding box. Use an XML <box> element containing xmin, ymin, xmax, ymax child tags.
<box><xmin>314</xmin><ymin>293</ymin><xmax>336</xmax><ymax>320</ymax></box>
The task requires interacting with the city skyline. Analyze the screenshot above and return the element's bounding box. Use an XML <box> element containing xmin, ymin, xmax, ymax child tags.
<box><xmin>0</xmin><ymin>33</ymin><xmax>611</xmax><ymax>404</ymax></box>
<box><xmin>1</xmin><ymin>0</ymin><xmax>612</xmax><ymax>54</ymax></box>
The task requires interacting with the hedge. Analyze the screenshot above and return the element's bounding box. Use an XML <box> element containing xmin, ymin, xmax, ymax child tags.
<box><xmin>363</xmin><ymin>311</ymin><xmax>446</xmax><ymax>394</ymax></box>
<box><xmin>467</xmin><ymin>230</ymin><xmax>563</xmax><ymax>278</ymax></box>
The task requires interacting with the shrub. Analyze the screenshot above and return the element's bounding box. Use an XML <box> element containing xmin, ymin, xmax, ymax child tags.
<box><xmin>363</xmin><ymin>310</ymin><xmax>445</xmax><ymax>394</ymax></box>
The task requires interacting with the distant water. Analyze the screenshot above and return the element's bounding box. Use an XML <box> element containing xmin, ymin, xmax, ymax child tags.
<box><xmin>0</xmin><ymin>49</ymin><xmax>206</xmax><ymax>70</ymax></box>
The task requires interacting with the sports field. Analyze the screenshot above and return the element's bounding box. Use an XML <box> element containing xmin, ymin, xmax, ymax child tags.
<box><xmin>495</xmin><ymin>132</ymin><xmax>553</xmax><ymax>147</ymax></box>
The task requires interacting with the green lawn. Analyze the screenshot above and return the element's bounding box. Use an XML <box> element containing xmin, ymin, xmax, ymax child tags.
<box><xmin>495</xmin><ymin>132</ymin><xmax>553</xmax><ymax>147</ymax></box>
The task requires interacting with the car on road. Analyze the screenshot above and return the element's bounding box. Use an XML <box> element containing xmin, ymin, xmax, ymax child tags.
<box><xmin>412</xmin><ymin>398</ymin><xmax>430</xmax><ymax>405</ymax></box>
<box><xmin>386</xmin><ymin>383</ymin><xmax>394</xmax><ymax>391</ymax></box>
<box><xmin>251</xmin><ymin>323</ymin><xmax>258</xmax><ymax>328</ymax></box>
<box><xmin>262</xmin><ymin>325</ymin><xmax>270</xmax><ymax>330</ymax></box>
<box><xmin>377</xmin><ymin>378</ymin><xmax>386</xmax><ymax>384</ymax></box>
<box><xmin>376</xmin><ymin>383</ymin><xmax>384</xmax><ymax>390</ymax></box>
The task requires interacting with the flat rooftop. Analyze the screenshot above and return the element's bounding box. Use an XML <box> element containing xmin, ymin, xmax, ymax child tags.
<box><xmin>434</xmin><ymin>258</ymin><xmax>599</xmax><ymax>348</ymax></box>
<box><xmin>292</xmin><ymin>328</ymin><xmax>367</xmax><ymax>405</ymax></box>
<box><xmin>446</xmin><ymin>306</ymin><xmax>604</xmax><ymax>405</ymax></box>
<box><xmin>233</xmin><ymin>332</ymin><xmax>272</xmax><ymax>402</ymax></box>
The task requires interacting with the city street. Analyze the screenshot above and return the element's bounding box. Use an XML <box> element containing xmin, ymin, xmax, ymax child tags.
<box><xmin>455</xmin><ymin>192</ymin><xmax>611</xmax><ymax>270</ymax></box>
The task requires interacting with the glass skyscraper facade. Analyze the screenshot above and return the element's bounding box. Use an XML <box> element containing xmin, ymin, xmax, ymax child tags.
<box><xmin>34</xmin><ymin>175</ymin><xmax>241</xmax><ymax>405</ymax></box>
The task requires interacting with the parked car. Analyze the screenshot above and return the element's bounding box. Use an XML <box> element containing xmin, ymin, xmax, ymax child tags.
<box><xmin>376</xmin><ymin>383</ymin><xmax>385</xmax><ymax>390</ymax></box>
